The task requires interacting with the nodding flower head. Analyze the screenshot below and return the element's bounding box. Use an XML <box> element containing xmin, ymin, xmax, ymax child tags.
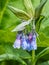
<box><xmin>21</xmin><ymin>34</ymin><xmax>28</xmax><ymax>50</ymax></box>
<box><xmin>13</xmin><ymin>32</ymin><xmax>37</xmax><ymax>51</ymax></box>
<box><xmin>31</xmin><ymin>33</ymin><xmax>37</xmax><ymax>50</ymax></box>
<box><xmin>13</xmin><ymin>34</ymin><xmax>22</xmax><ymax>49</ymax></box>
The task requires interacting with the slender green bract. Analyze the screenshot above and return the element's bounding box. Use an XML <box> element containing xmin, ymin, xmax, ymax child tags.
<box><xmin>35</xmin><ymin>0</ymin><xmax>47</xmax><ymax>20</ymax></box>
<box><xmin>7</xmin><ymin>5</ymin><xmax>30</xmax><ymax>20</ymax></box>
<box><xmin>24</xmin><ymin>0</ymin><xmax>35</xmax><ymax>18</ymax></box>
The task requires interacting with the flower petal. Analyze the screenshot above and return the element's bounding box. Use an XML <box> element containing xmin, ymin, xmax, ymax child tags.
<box><xmin>27</xmin><ymin>43</ymin><xmax>31</xmax><ymax>51</ymax></box>
<box><xmin>21</xmin><ymin>41</ymin><xmax>28</xmax><ymax>50</ymax></box>
<box><xmin>21</xmin><ymin>34</ymin><xmax>28</xmax><ymax>50</ymax></box>
<box><xmin>13</xmin><ymin>39</ymin><xmax>21</xmax><ymax>49</ymax></box>
<box><xmin>31</xmin><ymin>34</ymin><xmax>37</xmax><ymax>50</ymax></box>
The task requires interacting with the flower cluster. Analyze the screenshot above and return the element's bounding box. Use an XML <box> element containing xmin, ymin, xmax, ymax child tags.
<box><xmin>13</xmin><ymin>32</ymin><xmax>37</xmax><ymax>51</ymax></box>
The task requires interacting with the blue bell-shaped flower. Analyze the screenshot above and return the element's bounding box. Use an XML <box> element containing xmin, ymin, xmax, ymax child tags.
<box><xmin>26</xmin><ymin>34</ymin><xmax>31</xmax><ymax>51</ymax></box>
<box><xmin>31</xmin><ymin>33</ymin><xmax>37</xmax><ymax>50</ymax></box>
<box><xmin>21</xmin><ymin>34</ymin><xmax>28</xmax><ymax>50</ymax></box>
<box><xmin>26</xmin><ymin>42</ymin><xmax>31</xmax><ymax>51</ymax></box>
<box><xmin>13</xmin><ymin>34</ymin><xmax>21</xmax><ymax>49</ymax></box>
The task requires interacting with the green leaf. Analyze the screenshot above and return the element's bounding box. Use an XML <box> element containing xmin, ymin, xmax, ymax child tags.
<box><xmin>35</xmin><ymin>47</ymin><xmax>49</xmax><ymax>63</ymax></box>
<box><xmin>0</xmin><ymin>43</ymin><xmax>27</xmax><ymax>64</ymax></box>
<box><xmin>0</xmin><ymin>30</ymin><xmax>16</xmax><ymax>43</ymax></box>
<box><xmin>0</xmin><ymin>53</ymin><xmax>19</xmax><ymax>61</ymax></box>
<box><xmin>36</xmin><ymin>47</ymin><xmax>49</xmax><ymax>61</ymax></box>
<box><xmin>35</xmin><ymin>0</ymin><xmax>47</xmax><ymax>20</ymax></box>
<box><xmin>0</xmin><ymin>54</ymin><xmax>27</xmax><ymax>65</ymax></box>
<box><xmin>37</xmin><ymin>61</ymin><xmax>49</xmax><ymax>65</ymax></box>
<box><xmin>40</xmin><ymin>16</ymin><xmax>49</xmax><ymax>30</ymax></box>
<box><xmin>9</xmin><ymin>0</ymin><xmax>26</xmax><ymax>10</ymax></box>
<box><xmin>0</xmin><ymin>9</ymin><xmax>20</xmax><ymax>30</ymax></box>
<box><xmin>39</xmin><ymin>0</ymin><xmax>49</xmax><ymax>30</ymax></box>
<box><xmin>0</xmin><ymin>0</ymin><xmax>9</xmax><ymax>24</ymax></box>
<box><xmin>41</xmin><ymin>26</ymin><xmax>49</xmax><ymax>37</ymax></box>
<box><xmin>0</xmin><ymin>0</ymin><xmax>26</xmax><ymax>30</ymax></box>
<box><xmin>37</xmin><ymin>32</ymin><xmax>49</xmax><ymax>47</ymax></box>
<box><xmin>36</xmin><ymin>15</ymin><xmax>44</xmax><ymax>32</ymax></box>
<box><xmin>0</xmin><ymin>46</ymin><xmax>5</xmax><ymax>54</ymax></box>
<box><xmin>31</xmin><ymin>0</ymin><xmax>40</xmax><ymax>8</ymax></box>
<box><xmin>7</xmin><ymin>5</ymin><xmax>30</xmax><ymax>20</ymax></box>
<box><xmin>42</xmin><ymin>0</ymin><xmax>49</xmax><ymax>16</ymax></box>
<box><xmin>0</xmin><ymin>43</ymin><xmax>31</xmax><ymax>59</ymax></box>
<box><xmin>24</xmin><ymin>0</ymin><xmax>35</xmax><ymax>17</ymax></box>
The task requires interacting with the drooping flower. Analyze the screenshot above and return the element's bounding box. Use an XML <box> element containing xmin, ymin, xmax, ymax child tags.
<box><xmin>25</xmin><ymin>32</ymin><xmax>37</xmax><ymax>51</ymax></box>
<box><xmin>13</xmin><ymin>34</ymin><xmax>22</xmax><ymax>49</ymax></box>
<box><xmin>30</xmin><ymin>33</ymin><xmax>37</xmax><ymax>50</ymax></box>
<box><xmin>13</xmin><ymin>32</ymin><xmax>37</xmax><ymax>51</ymax></box>
<box><xmin>21</xmin><ymin>34</ymin><xmax>28</xmax><ymax>50</ymax></box>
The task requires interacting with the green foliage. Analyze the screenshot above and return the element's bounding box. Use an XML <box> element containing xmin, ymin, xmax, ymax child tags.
<box><xmin>7</xmin><ymin>5</ymin><xmax>30</xmax><ymax>20</ymax></box>
<box><xmin>37</xmin><ymin>61</ymin><xmax>49</xmax><ymax>65</ymax></box>
<box><xmin>24</xmin><ymin>0</ymin><xmax>35</xmax><ymax>17</ymax></box>
<box><xmin>35</xmin><ymin>0</ymin><xmax>47</xmax><ymax>20</ymax></box>
<box><xmin>0</xmin><ymin>0</ymin><xmax>49</xmax><ymax>65</ymax></box>
<box><xmin>0</xmin><ymin>0</ymin><xmax>9</xmax><ymax>23</ymax></box>
<box><xmin>37</xmin><ymin>32</ymin><xmax>49</xmax><ymax>47</ymax></box>
<box><xmin>36</xmin><ymin>47</ymin><xmax>49</xmax><ymax>61</ymax></box>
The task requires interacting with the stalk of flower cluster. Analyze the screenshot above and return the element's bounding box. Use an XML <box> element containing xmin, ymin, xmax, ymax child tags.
<box><xmin>32</xmin><ymin>50</ymin><xmax>36</xmax><ymax>65</ymax></box>
<box><xmin>31</xmin><ymin>20</ymin><xmax>36</xmax><ymax>65</ymax></box>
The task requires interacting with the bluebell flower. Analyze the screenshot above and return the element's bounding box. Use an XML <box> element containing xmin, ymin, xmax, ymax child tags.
<box><xmin>26</xmin><ymin>34</ymin><xmax>32</xmax><ymax>51</ymax></box>
<box><xmin>13</xmin><ymin>32</ymin><xmax>37</xmax><ymax>51</ymax></box>
<box><xmin>25</xmin><ymin>38</ymin><xmax>29</xmax><ymax>51</ymax></box>
<box><xmin>27</xmin><ymin>43</ymin><xmax>31</xmax><ymax>51</ymax></box>
<box><xmin>31</xmin><ymin>33</ymin><xmax>37</xmax><ymax>50</ymax></box>
<box><xmin>13</xmin><ymin>34</ymin><xmax>21</xmax><ymax>49</ymax></box>
<box><xmin>21</xmin><ymin>34</ymin><xmax>28</xmax><ymax>50</ymax></box>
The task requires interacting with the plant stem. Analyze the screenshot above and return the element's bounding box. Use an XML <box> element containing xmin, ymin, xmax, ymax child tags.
<box><xmin>31</xmin><ymin>50</ymin><xmax>36</xmax><ymax>65</ymax></box>
<box><xmin>31</xmin><ymin>20</ymin><xmax>36</xmax><ymax>65</ymax></box>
